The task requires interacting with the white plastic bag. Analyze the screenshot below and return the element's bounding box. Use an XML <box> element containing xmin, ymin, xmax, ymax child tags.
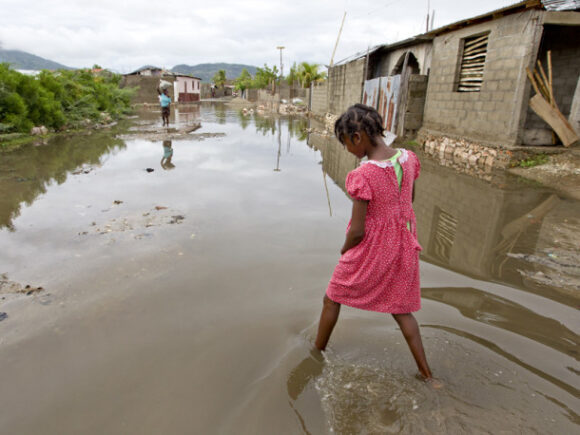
<box><xmin>159</xmin><ymin>80</ymin><xmax>172</xmax><ymax>90</ymax></box>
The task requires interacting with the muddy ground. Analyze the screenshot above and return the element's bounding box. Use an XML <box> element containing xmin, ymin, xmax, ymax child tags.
<box><xmin>508</xmin><ymin>147</ymin><xmax>580</xmax><ymax>200</ymax></box>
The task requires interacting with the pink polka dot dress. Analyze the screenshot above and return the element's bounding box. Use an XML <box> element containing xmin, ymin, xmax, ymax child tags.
<box><xmin>326</xmin><ymin>149</ymin><xmax>423</xmax><ymax>314</ymax></box>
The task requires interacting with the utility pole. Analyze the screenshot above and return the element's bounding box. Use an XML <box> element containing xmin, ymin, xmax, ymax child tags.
<box><xmin>276</xmin><ymin>46</ymin><xmax>285</xmax><ymax>79</ymax></box>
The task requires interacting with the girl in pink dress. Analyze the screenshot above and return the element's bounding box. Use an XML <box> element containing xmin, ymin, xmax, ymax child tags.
<box><xmin>315</xmin><ymin>104</ymin><xmax>435</xmax><ymax>383</ymax></box>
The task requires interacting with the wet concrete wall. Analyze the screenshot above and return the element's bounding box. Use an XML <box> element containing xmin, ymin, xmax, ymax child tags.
<box><xmin>421</xmin><ymin>9</ymin><xmax>544</xmax><ymax>147</ymax></box>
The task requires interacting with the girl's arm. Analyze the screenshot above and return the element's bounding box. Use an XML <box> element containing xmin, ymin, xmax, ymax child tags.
<box><xmin>340</xmin><ymin>199</ymin><xmax>368</xmax><ymax>255</ymax></box>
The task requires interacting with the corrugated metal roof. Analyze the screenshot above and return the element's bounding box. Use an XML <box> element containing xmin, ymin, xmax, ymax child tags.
<box><xmin>542</xmin><ymin>0</ymin><xmax>580</xmax><ymax>11</ymax></box>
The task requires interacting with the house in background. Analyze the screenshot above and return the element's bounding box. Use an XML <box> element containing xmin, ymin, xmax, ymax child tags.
<box><xmin>126</xmin><ymin>66</ymin><xmax>164</xmax><ymax>77</ymax></box>
<box><xmin>173</xmin><ymin>75</ymin><xmax>201</xmax><ymax>102</ymax></box>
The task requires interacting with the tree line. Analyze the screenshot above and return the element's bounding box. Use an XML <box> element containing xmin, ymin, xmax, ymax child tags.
<box><xmin>211</xmin><ymin>62</ymin><xmax>326</xmax><ymax>93</ymax></box>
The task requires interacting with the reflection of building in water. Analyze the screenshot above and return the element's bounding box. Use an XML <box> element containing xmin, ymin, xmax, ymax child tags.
<box><xmin>422</xmin><ymin>287</ymin><xmax>578</xmax><ymax>362</ymax></box>
<box><xmin>306</xmin><ymin>129</ymin><xmax>358</xmax><ymax>194</ymax></box>
<box><xmin>414</xmin><ymin>156</ymin><xmax>579</xmax><ymax>299</ymax></box>
<box><xmin>174</xmin><ymin>105</ymin><xmax>200</xmax><ymax>126</ymax></box>
<box><xmin>305</xmin><ymin>130</ymin><xmax>578</xmax><ymax>298</ymax></box>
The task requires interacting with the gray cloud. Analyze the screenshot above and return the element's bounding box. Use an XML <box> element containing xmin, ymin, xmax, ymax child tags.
<box><xmin>0</xmin><ymin>0</ymin><xmax>513</xmax><ymax>73</ymax></box>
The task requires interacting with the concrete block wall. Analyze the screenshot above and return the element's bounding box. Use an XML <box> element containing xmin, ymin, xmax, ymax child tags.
<box><xmin>257</xmin><ymin>89</ymin><xmax>280</xmax><ymax>112</ymax></box>
<box><xmin>523</xmin><ymin>25</ymin><xmax>580</xmax><ymax>144</ymax></box>
<box><xmin>404</xmin><ymin>75</ymin><xmax>429</xmax><ymax>133</ymax></box>
<box><xmin>310</xmin><ymin>82</ymin><xmax>328</xmax><ymax>116</ymax></box>
<box><xmin>121</xmin><ymin>75</ymin><xmax>175</xmax><ymax>104</ymax></box>
<box><xmin>328</xmin><ymin>58</ymin><xmax>366</xmax><ymax>115</ymax></box>
<box><xmin>421</xmin><ymin>9</ymin><xmax>544</xmax><ymax>147</ymax></box>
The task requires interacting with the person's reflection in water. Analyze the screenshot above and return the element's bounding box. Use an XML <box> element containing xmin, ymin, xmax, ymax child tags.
<box><xmin>286</xmin><ymin>349</ymin><xmax>325</xmax><ymax>434</ymax></box>
<box><xmin>287</xmin><ymin>349</ymin><xmax>325</xmax><ymax>401</ymax></box>
<box><xmin>161</xmin><ymin>140</ymin><xmax>175</xmax><ymax>170</ymax></box>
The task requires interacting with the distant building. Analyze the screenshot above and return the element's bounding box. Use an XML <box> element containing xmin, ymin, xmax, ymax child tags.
<box><xmin>127</xmin><ymin>66</ymin><xmax>164</xmax><ymax>77</ymax></box>
<box><xmin>173</xmin><ymin>75</ymin><xmax>202</xmax><ymax>102</ymax></box>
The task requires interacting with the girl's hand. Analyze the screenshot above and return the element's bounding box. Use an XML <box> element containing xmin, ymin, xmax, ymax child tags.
<box><xmin>340</xmin><ymin>199</ymin><xmax>368</xmax><ymax>255</ymax></box>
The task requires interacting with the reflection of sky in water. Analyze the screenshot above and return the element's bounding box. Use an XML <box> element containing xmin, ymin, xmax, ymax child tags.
<box><xmin>0</xmin><ymin>105</ymin><xmax>578</xmax><ymax>435</ymax></box>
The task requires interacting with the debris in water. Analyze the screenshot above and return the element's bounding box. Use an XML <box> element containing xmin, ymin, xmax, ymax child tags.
<box><xmin>169</xmin><ymin>215</ymin><xmax>185</xmax><ymax>224</ymax></box>
<box><xmin>0</xmin><ymin>275</ymin><xmax>44</xmax><ymax>296</ymax></box>
<box><xmin>146</xmin><ymin>168</ymin><xmax>154</xmax><ymax>173</ymax></box>
<box><xmin>0</xmin><ymin>312</ymin><xmax>7</xmax><ymax>322</ymax></box>
<box><xmin>155</xmin><ymin>206</ymin><xmax>167</xmax><ymax>210</ymax></box>
<box><xmin>113</xmin><ymin>200</ymin><xmax>123</xmax><ymax>205</ymax></box>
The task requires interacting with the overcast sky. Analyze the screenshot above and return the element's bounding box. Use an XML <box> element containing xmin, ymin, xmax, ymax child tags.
<box><xmin>0</xmin><ymin>0</ymin><xmax>515</xmax><ymax>73</ymax></box>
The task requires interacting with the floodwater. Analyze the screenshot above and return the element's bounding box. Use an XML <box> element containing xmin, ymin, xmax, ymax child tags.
<box><xmin>0</xmin><ymin>103</ymin><xmax>578</xmax><ymax>434</ymax></box>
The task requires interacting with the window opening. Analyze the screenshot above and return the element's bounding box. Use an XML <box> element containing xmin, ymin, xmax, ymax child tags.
<box><xmin>457</xmin><ymin>33</ymin><xmax>489</xmax><ymax>92</ymax></box>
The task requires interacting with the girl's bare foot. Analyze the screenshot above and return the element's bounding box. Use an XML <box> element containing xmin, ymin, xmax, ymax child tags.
<box><xmin>416</xmin><ymin>373</ymin><xmax>444</xmax><ymax>389</ymax></box>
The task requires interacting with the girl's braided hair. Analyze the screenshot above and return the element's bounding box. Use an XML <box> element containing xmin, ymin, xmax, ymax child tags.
<box><xmin>334</xmin><ymin>104</ymin><xmax>385</xmax><ymax>145</ymax></box>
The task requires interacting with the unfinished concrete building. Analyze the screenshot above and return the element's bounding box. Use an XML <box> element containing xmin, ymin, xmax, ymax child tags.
<box><xmin>313</xmin><ymin>0</ymin><xmax>580</xmax><ymax>164</ymax></box>
<box><xmin>419</xmin><ymin>0</ymin><xmax>580</xmax><ymax>150</ymax></box>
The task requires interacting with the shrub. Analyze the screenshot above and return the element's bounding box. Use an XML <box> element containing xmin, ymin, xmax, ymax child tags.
<box><xmin>0</xmin><ymin>63</ymin><xmax>134</xmax><ymax>133</ymax></box>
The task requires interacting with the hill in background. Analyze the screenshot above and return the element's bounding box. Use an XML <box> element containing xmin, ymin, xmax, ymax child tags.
<box><xmin>0</xmin><ymin>49</ymin><xmax>74</xmax><ymax>70</ymax></box>
<box><xmin>171</xmin><ymin>63</ymin><xmax>258</xmax><ymax>82</ymax></box>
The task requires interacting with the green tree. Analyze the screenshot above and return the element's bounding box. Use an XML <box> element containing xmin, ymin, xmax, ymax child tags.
<box><xmin>286</xmin><ymin>62</ymin><xmax>299</xmax><ymax>86</ymax></box>
<box><xmin>297</xmin><ymin>62</ymin><xmax>326</xmax><ymax>88</ymax></box>
<box><xmin>251</xmin><ymin>64</ymin><xmax>278</xmax><ymax>89</ymax></box>
<box><xmin>212</xmin><ymin>69</ymin><xmax>227</xmax><ymax>88</ymax></box>
<box><xmin>234</xmin><ymin>68</ymin><xmax>252</xmax><ymax>93</ymax></box>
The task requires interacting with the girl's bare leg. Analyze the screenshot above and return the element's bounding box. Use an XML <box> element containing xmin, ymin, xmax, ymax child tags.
<box><xmin>392</xmin><ymin>313</ymin><xmax>432</xmax><ymax>379</ymax></box>
<box><xmin>315</xmin><ymin>295</ymin><xmax>341</xmax><ymax>350</ymax></box>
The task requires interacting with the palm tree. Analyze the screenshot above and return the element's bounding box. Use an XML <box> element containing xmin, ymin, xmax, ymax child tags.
<box><xmin>297</xmin><ymin>62</ymin><xmax>327</xmax><ymax>88</ymax></box>
<box><xmin>212</xmin><ymin>69</ymin><xmax>227</xmax><ymax>88</ymax></box>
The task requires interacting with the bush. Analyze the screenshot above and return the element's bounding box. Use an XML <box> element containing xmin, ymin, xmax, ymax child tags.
<box><xmin>0</xmin><ymin>63</ymin><xmax>134</xmax><ymax>133</ymax></box>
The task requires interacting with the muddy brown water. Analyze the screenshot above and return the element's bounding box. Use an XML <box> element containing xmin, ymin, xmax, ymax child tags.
<box><xmin>0</xmin><ymin>104</ymin><xmax>578</xmax><ymax>434</ymax></box>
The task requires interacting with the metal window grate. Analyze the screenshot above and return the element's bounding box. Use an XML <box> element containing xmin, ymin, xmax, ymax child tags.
<box><xmin>457</xmin><ymin>33</ymin><xmax>489</xmax><ymax>92</ymax></box>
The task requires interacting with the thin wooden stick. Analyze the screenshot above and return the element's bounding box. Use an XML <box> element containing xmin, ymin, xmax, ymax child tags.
<box><xmin>526</xmin><ymin>67</ymin><xmax>541</xmax><ymax>96</ymax></box>
<box><xmin>547</xmin><ymin>51</ymin><xmax>555</xmax><ymax>107</ymax></box>
<box><xmin>546</xmin><ymin>51</ymin><xmax>557</xmax><ymax>144</ymax></box>
<box><xmin>537</xmin><ymin>60</ymin><xmax>551</xmax><ymax>102</ymax></box>
<box><xmin>534</xmin><ymin>70</ymin><xmax>550</xmax><ymax>100</ymax></box>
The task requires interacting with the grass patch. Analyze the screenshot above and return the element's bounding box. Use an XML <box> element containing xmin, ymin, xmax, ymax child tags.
<box><xmin>404</xmin><ymin>140</ymin><xmax>420</xmax><ymax>147</ymax></box>
<box><xmin>0</xmin><ymin>133</ymin><xmax>54</xmax><ymax>152</ymax></box>
<box><xmin>518</xmin><ymin>153</ymin><xmax>549</xmax><ymax>168</ymax></box>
